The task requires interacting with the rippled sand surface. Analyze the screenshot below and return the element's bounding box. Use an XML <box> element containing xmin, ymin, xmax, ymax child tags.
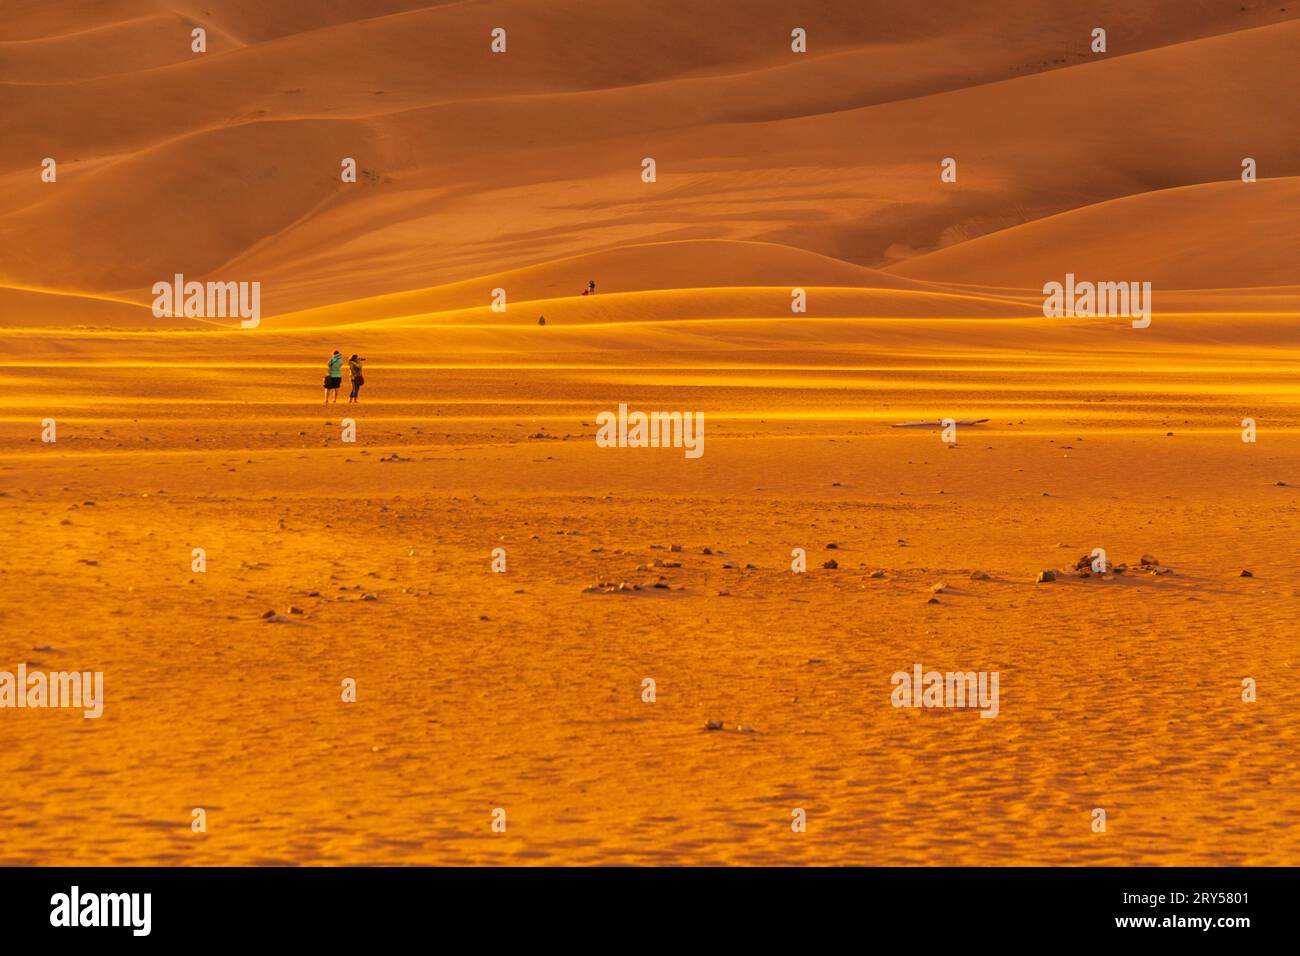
<box><xmin>2</xmin><ymin>317</ymin><xmax>1296</xmax><ymax>865</ymax></box>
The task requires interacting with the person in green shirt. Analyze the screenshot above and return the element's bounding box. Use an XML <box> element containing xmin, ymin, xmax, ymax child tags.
<box><xmin>324</xmin><ymin>350</ymin><xmax>343</xmax><ymax>403</ymax></box>
<box><xmin>348</xmin><ymin>355</ymin><xmax>365</xmax><ymax>403</ymax></box>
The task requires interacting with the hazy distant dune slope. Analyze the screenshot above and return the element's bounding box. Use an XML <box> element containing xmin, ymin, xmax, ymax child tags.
<box><xmin>0</xmin><ymin>1</ymin><xmax>1296</xmax><ymax>317</ymax></box>
<box><xmin>890</xmin><ymin>179</ymin><xmax>1300</xmax><ymax>289</ymax></box>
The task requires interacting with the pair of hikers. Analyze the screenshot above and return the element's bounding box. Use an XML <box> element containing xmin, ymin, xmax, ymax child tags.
<box><xmin>324</xmin><ymin>350</ymin><xmax>365</xmax><ymax>403</ymax></box>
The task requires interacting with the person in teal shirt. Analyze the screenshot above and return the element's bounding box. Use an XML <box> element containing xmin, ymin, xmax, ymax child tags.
<box><xmin>324</xmin><ymin>350</ymin><xmax>343</xmax><ymax>403</ymax></box>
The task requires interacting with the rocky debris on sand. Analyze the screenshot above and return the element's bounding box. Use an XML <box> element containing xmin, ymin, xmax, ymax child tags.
<box><xmin>361</xmin><ymin>593</ymin><xmax>379</xmax><ymax>601</ymax></box>
<box><xmin>1132</xmin><ymin>554</ymin><xmax>1173</xmax><ymax>576</ymax></box>
<box><xmin>825</xmin><ymin>542</ymin><xmax>839</xmax><ymax>550</ymax></box>
<box><xmin>652</xmin><ymin>558</ymin><xmax>682</xmax><ymax>568</ymax></box>
<box><xmin>669</xmin><ymin>544</ymin><xmax>683</xmax><ymax>552</ymax></box>
<box><xmin>1036</xmin><ymin>570</ymin><xmax>1057</xmax><ymax>583</ymax></box>
<box><xmin>822</xmin><ymin>559</ymin><xmax>838</xmax><ymax>569</ymax></box>
<box><xmin>926</xmin><ymin>596</ymin><xmax>940</xmax><ymax>604</ymax></box>
<box><xmin>969</xmin><ymin>570</ymin><xmax>990</xmax><ymax>580</ymax></box>
<box><xmin>287</xmin><ymin>606</ymin><xmax>304</xmax><ymax>615</ymax></box>
<box><xmin>701</xmin><ymin>547</ymin><xmax>713</xmax><ymax>555</ymax></box>
<box><xmin>705</xmin><ymin>720</ymin><xmax>724</xmax><ymax>731</ymax></box>
<box><xmin>868</xmin><ymin>569</ymin><xmax>887</xmax><ymax>578</ymax></box>
<box><xmin>1073</xmin><ymin>553</ymin><xmax>1111</xmax><ymax>577</ymax></box>
<box><xmin>1240</xmin><ymin>569</ymin><xmax>1254</xmax><ymax>577</ymax></box>
<box><xmin>583</xmin><ymin>580</ymin><xmax>643</xmax><ymax>594</ymax></box>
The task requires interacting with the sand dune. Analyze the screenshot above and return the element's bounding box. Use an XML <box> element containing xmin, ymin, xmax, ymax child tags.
<box><xmin>891</xmin><ymin>178</ymin><xmax>1300</xmax><ymax>289</ymax></box>
<box><xmin>0</xmin><ymin>286</ymin><xmax>186</xmax><ymax>329</ymax></box>
<box><xmin>266</xmin><ymin>240</ymin><xmax>933</xmax><ymax>328</ymax></box>
<box><xmin>3</xmin><ymin>4</ymin><xmax>1298</xmax><ymax>311</ymax></box>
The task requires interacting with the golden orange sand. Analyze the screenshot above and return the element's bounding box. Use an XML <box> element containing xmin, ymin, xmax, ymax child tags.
<box><xmin>2</xmin><ymin>297</ymin><xmax>1297</xmax><ymax>865</ymax></box>
<box><xmin>3</xmin><ymin>1</ymin><xmax>1299</xmax><ymax>866</ymax></box>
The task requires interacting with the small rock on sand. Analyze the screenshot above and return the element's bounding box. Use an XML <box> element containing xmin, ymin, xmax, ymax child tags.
<box><xmin>822</xmin><ymin>559</ymin><xmax>838</xmax><ymax>569</ymax></box>
<box><xmin>1036</xmin><ymin>570</ymin><xmax>1057</xmax><ymax>583</ymax></box>
<box><xmin>705</xmin><ymin>720</ymin><xmax>724</xmax><ymax>731</ymax></box>
<box><xmin>969</xmin><ymin>570</ymin><xmax>990</xmax><ymax>580</ymax></box>
<box><xmin>1240</xmin><ymin>569</ymin><xmax>1254</xmax><ymax>577</ymax></box>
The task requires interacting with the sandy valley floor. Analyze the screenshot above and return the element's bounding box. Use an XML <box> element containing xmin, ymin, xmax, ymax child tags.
<box><xmin>2</xmin><ymin>311</ymin><xmax>1297</xmax><ymax>865</ymax></box>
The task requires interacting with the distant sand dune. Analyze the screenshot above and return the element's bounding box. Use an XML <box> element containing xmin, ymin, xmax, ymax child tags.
<box><xmin>890</xmin><ymin>178</ymin><xmax>1300</xmax><ymax>289</ymax></box>
<box><xmin>2</xmin><ymin>4</ymin><xmax>1297</xmax><ymax>314</ymax></box>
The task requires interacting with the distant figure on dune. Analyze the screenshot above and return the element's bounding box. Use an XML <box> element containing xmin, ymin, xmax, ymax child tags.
<box><xmin>582</xmin><ymin>279</ymin><xmax>596</xmax><ymax>296</ymax></box>
<box><xmin>324</xmin><ymin>350</ymin><xmax>343</xmax><ymax>403</ymax></box>
<box><xmin>348</xmin><ymin>354</ymin><xmax>366</xmax><ymax>403</ymax></box>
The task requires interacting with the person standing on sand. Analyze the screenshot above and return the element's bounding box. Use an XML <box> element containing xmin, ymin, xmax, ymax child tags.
<box><xmin>324</xmin><ymin>350</ymin><xmax>343</xmax><ymax>403</ymax></box>
<box><xmin>348</xmin><ymin>354</ymin><xmax>366</xmax><ymax>403</ymax></box>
